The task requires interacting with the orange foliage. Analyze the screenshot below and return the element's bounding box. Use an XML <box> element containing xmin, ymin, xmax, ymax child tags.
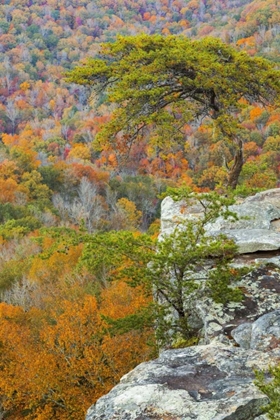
<box><xmin>149</xmin><ymin>15</ymin><xmax>157</xmax><ymax>23</ymax></box>
<box><xmin>187</xmin><ymin>0</ymin><xmax>199</xmax><ymax>11</ymax></box>
<box><xmin>198</xmin><ymin>25</ymin><xmax>214</xmax><ymax>36</ymax></box>
<box><xmin>250</xmin><ymin>106</ymin><xmax>263</xmax><ymax>121</ymax></box>
<box><xmin>70</xmin><ymin>162</ymin><xmax>109</xmax><ymax>184</ymax></box>
<box><xmin>107</xmin><ymin>153</ymin><xmax>118</xmax><ymax>168</ymax></box>
<box><xmin>100</xmin><ymin>281</ymin><xmax>150</xmax><ymax>319</ymax></box>
<box><xmin>0</xmin><ymin>159</ymin><xmax>19</xmax><ymax>181</ymax></box>
<box><xmin>243</xmin><ymin>141</ymin><xmax>259</xmax><ymax>160</ymax></box>
<box><xmin>0</xmin><ymin>298</ymin><xmax>108</xmax><ymax>419</ymax></box>
<box><xmin>143</xmin><ymin>12</ymin><xmax>151</xmax><ymax>20</ymax></box>
<box><xmin>2</xmin><ymin>133</ymin><xmax>19</xmax><ymax>147</ymax></box>
<box><xmin>199</xmin><ymin>166</ymin><xmax>228</xmax><ymax>189</ymax></box>
<box><xmin>245</xmin><ymin>172</ymin><xmax>276</xmax><ymax>189</ymax></box>
<box><xmin>236</xmin><ymin>36</ymin><xmax>256</xmax><ymax>48</ymax></box>
<box><xmin>0</xmin><ymin>281</ymin><xmax>154</xmax><ymax>419</ymax></box>
<box><xmin>162</xmin><ymin>27</ymin><xmax>171</xmax><ymax>35</ymax></box>
<box><xmin>179</xmin><ymin>19</ymin><xmax>190</xmax><ymax>28</ymax></box>
<box><xmin>2</xmin><ymin>130</ymin><xmax>40</xmax><ymax>170</ymax></box>
<box><xmin>267</xmin><ymin>113</ymin><xmax>280</xmax><ymax>123</ymax></box>
<box><xmin>177</xmin><ymin>172</ymin><xmax>195</xmax><ymax>188</ymax></box>
<box><xmin>0</xmin><ymin>178</ymin><xmax>19</xmax><ymax>203</ymax></box>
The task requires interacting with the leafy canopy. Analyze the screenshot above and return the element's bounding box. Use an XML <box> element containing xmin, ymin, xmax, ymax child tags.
<box><xmin>66</xmin><ymin>34</ymin><xmax>280</xmax><ymax>146</ymax></box>
<box><xmin>66</xmin><ymin>34</ymin><xmax>280</xmax><ymax>188</ymax></box>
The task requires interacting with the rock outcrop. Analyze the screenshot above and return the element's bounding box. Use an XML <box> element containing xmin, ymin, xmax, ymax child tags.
<box><xmin>231</xmin><ymin>309</ymin><xmax>280</xmax><ymax>351</ymax></box>
<box><xmin>193</xmin><ymin>263</ymin><xmax>280</xmax><ymax>344</ymax></box>
<box><xmin>161</xmin><ymin>188</ymin><xmax>280</xmax><ymax>254</ymax></box>
<box><xmin>86</xmin><ymin>189</ymin><xmax>280</xmax><ymax>420</ymax></box>
<box><xmin>160</xmin><ymin>188</ymin><xmax>280</xmax><ymax>343</ymax></box>
<box><xmin>86</xmin><ymin>342</ymin><xmax>280</xmax><ymax>420</ymax></box>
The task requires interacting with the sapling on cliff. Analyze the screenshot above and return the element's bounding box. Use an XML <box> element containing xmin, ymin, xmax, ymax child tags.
<box><xmin>147</xmin><ymin>189</ymin><xmax>244</xmax><ymax>348</ymax></box>
<box><xmin>79</xmin><ymin>189</ymin><xmax>244</xmax><ymax>348</ymax></box>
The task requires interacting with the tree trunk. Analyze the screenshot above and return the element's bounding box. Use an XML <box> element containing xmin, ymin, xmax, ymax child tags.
<box><xmin>226</xmin><ymin>139</ymin><xmax>243</xmax><ymax>189</ymax></box>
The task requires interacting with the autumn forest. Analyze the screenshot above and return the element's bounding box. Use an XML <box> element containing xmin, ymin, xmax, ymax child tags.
<box><xmin>0</xmin><ymin>0</ymin><xmax>280</xmax><ymax>418</ymax></box>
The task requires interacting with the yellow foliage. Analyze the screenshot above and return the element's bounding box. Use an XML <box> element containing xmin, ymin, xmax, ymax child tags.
<box><xmin>67</xmin><ymin>144</ymin><xmax>91</xmax><ymax>161</ymax></box>
<box><xmin>0</xmin><ymin>160</ymin><xmax>19</xmax><ymax>181</ymax></box>
<box><xmin>100</xmin><ymin>281</ymin><xmax>149</xmax><ymax>319</ymax></box>
<box><xmin>28</xmin><ymin>245</ymin><xmax>83</xmax><ymax>283</ymax></box>
<box><xmin>116</xmin><ymin>197</ymin><xmax>142</xmax><ymax>230</ymax></box>
<box><xmin>20</xmin><ymin>81</ymin><xmax>31</xmax><ymax>91</ymax></box>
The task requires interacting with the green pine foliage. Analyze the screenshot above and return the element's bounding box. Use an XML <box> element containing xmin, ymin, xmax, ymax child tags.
<box><xmin>255</xmin><ymin>366</ymin><xmax>280</xmax><ymax>420</ymax></box>
<box><xmin>67</xmin><ymin>34</ymin><xmax>280</xmax><ymax>188</ymax></box>
<box><xmin>147</xmin><ymin>189</ymin><xmax>244</xmax><ymax>347</ymax></box>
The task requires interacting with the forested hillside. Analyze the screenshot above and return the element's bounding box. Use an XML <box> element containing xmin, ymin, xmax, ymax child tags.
<box><xmin>1</xmin><ymin>0</ymin><xmax>280</xmax><ymax>199</ymax></box>
<box><xmin>0</xmin><ymin>0</ymin><xmax>280</xmax><ymax>418</ymax></box>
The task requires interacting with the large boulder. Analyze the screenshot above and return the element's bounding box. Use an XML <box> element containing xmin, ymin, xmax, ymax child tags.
<box><xmin>231</xmin><ymin>309</ymin><xmax>280</xmax><ymax>351</ymax></box>
<box><xmin>86</xmin><ymin>343</ymin><xmax>280</xmax><ymax>420</ymax></box>
<box><xmin>194</xmin><ymin>263</ymin><xmax>280</xmax><ymax>343</ymax></box>
<box><xmin>161</xmin><ymin>189</ymin><xmax>280</xmax><ymax>253</ymax></box>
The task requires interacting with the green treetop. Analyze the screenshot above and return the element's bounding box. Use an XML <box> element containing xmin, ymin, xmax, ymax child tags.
<box><xmin>66</xmin><ymin>34</ymin><xmax>280</xmax><ymax>188</ymax></box>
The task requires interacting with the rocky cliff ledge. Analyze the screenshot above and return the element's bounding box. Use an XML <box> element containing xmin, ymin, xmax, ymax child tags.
<box><xmin>87</xmin><ymin>340</ymin><xmax>279</xmax><ymax>420</ymax></box>
<box><xmin>161</xmin><ymin>188</ymin><xmax>280</xmax><ymax>254</ymax></box>
<box><xmin>86</xmin><ymin>189</ymin><xmax>280</xmax><ymax>420</ymax></box>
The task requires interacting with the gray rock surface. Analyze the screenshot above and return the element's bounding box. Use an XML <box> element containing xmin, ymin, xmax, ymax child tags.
<box><xmin>217</xmin><ymin>229</ymin><xmax>280</xmax><ymax>253</ymax></box>
<box><xmin>161</xmin><ymin>189</ymin><xmax>280</xmax><ymax>253</ymax></box>
<box><xmin>232</xmin><ymin>310</ymin><xmax>280</xmax><ymax>351</ymax></box>
<box><xmin>246</xmin><ymin>189</ymin><xmax>280</xmax><ymax>210</ymax></box>
<box><xmin>86</xmin><ymin>344</ymin><xmax>279</xmax><ymax>420</ymax></box>
<box><xmin>190</xmin><ymin>263</ymin><xmax>280</xmax><ymax>344</ymax></box>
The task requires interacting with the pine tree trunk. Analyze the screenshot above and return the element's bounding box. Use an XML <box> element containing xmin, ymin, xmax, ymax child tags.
<box><xmin>226</xmin><ymin>139</ymin><xmax>243</xmax><ymax>189</ymax></box>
